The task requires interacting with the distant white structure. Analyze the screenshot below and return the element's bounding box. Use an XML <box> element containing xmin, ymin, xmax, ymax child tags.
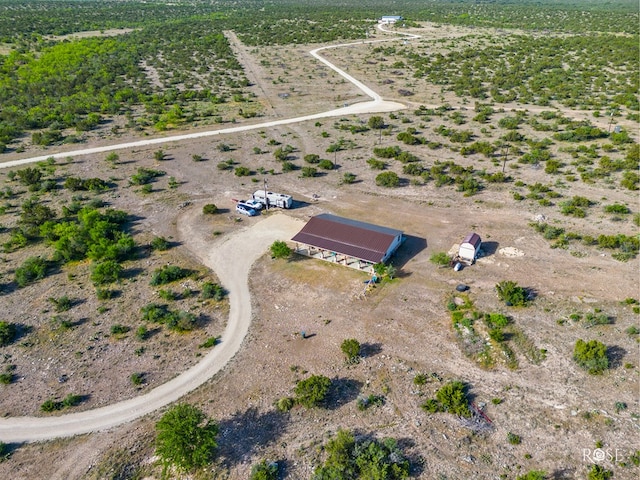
<box><xmin>379</xmin><ymin>15</ymin><xmax>403</xmax><ymax>25</ymax></box>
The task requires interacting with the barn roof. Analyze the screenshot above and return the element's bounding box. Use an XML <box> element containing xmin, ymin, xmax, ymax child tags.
<box><xmin>462</xmin><ymin>232</ymin><xmax>482</xmax><ymax>248</ymax></box>
<box><xmin>291</xmin><ymin>214</ymin><xmax>402</xmax><ymax>263</ymax></box>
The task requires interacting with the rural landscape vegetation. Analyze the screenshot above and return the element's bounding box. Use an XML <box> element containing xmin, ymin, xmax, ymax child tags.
<box><xmin>0</xmin><ymin>0</ymin><xmax>638</xmax><ymax>479</ymax></box>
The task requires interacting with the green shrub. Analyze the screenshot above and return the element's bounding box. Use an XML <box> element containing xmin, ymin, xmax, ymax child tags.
<box><xmin>485</xmin><ymin>313</ymin><xmax>510</xmax><ymax>328</ymax></box>
<box><xmin>373</xmin><ymin>145</ymin><xmax>401</xmax><ymax>159</ymax></box>
<box><xmin>198</xmin><ymin>336</ymin><xmax>220</xmax><ymax>349</ymax></box>
<box><xmin>96</xmin><ymin>288</ymin><xmax>115</xmax><ymax>300</ymax></box>
<box><xmin>516</xmin><ymin>471</ymin><xmax>547</xmax><ymax>480</ymax></box>
<box><xmin>301</xmin><ymin>166</ymin><xmax>317</xmax><ymax>178</ymax></box>
<box><xmin>202</xmin><ymin>204</ymin><xmax>218</xmax><ymax>215</ymax></box>
<box><xmin>413</xmin><ymin>373</ymin><xmax>428</xmax><ymax>386</ymax></box>
<box><xmin>422</xmin><ymin>381</ymin><xmax>471</xmax><ymax>417</ymax></box>
<box><xmin>62</xmin><ymin>394</ymin><xmax>82</xmax><ymax>408</ymax></box>
<box><xmin>625</xmin><ymin>325</ymin><xmax>639</xmax><ymax>336</ymax></box>
<box><xmin>250</xmin><ymin>460</ymin><xmax>279</xmax><ymax>480</ymax></box>
<box><xmin>312</xmin><ymin>429</ymin><xmax>409</xmax><ymax>480</ymax></box>
<box><xmin>367</xmin><ymin>158</ymin><xmax>386</xmax><ymax>170</ymax></box>
<box><xmin>318</xmin><ymin>159</ymin><xmax>334</xmax><ymax>170</ymax></box>
<box><xmin>429</xmin><ymin>252</ymin><xmax>451</xmax><ymax>266</ymax></box>
<box><xmin>421</xmin><ymin>398</ymin><xmax>440</xmax><ymax>413</ymax></box>
<box><xmin>304</xmin><ymin>154</ymin><xmax>320</xmax><ymax>164</ymax></box>
<box><xmin>403</xmin><ymin>163</ymin><xmax>423</xmax><ymax>175</ymax></box>
<box><xmin>15</xmin><ymin>167</ymin><xmax>42</xmax><ymax>187</ymax></box>
<box><xmin>340</xmin><ymin>338</ymin><xmax>361</xmax><ymax>363</ymax></box>
<box><xmin>375</xmin><ymin>171</ymin><xmax>400</xmax><ymax>187</ymax></box>
<box><xmin>141</xmin><ymin>303</ymin><xmax>171</xmax><ymax>323</ymax></box>
<box><xmin>294</xmin><ymin>375</ymin><xmax>331</xmax><ymax>408</ymax></box>
<box><xmin>0</xmin><ymin>321</ymin><xmax>18</xmax><ymax>347</ymax></box>
<box><xmin>130</xmin><ymin>167</ymin><xmax>165</xmax><ymax>185</ymax></box>
<box><xmin>507</xmin><ymin>432</ymin><xmax>522</xmax><ymax>445</ymax></box>
<box><xmin>234</xmin><ymin>166</ymin><xmax>251</xmax><ymax>177</ymax></box>
<box><xmin>150</xmin><ymin>265</ymin><xmax>191</xmax><ymax>286</ymax></box>
<box><xmin>270</xmin><ymin>240</ymin><xmax>291</xmax><ymax>259</ymax></box>
<box><xmin>165</xmin><ymin>311</ymin><xmax>198</xmax><ymax>332</ymax></box>
<box><xmin>136</xmin><ymin>325</ymin><xmax>149</xmax><ymax>340</ymax></box>
<box><xmin>356</xmin><ymin>394</ymin><xmax>385</xmax><ymax>411</ymax></box>
<box><xmin>489</xmin><ymin>328</ymin><xmax>505</xmax><ymax>342</ymax></box>
<box><xmin>14</xmin><ymin>256</ymin><xmax>48</xmax><ymax>287</ymax></box>
<box><xmin>495</xmin><ymin>280</ymin><xmax>528</xmax><ymax>306</ymax></box>
<box><xmin>436</xmin><ymin>381</ymin><xmax>471</xmax><ymax>417</ymax></box>
<box><xmin>276</xmin><ymin>397</ymin><xmax>295</xmax><ymax>412</ymax></box>
<box><xmin>574</xmin><ymin>339</ymin><xmax>609</xmax><ymax>374</ymax></box>
<box><xmin>110</xmin><ymin>324</ymin><xmax>130</xmax><ymax>336</ymax></box>
<box><xmin>341</xmin><ymin>172</ymin><xmax>357</xmax><ymax>184</ymax></box>
<box><xmin>48</xmin><ymin>295</ymin><xmax>72</xmax><ymax>312</ymax></box>
<box><xmin>130</xmin><ymin>372</ymin><xmax>145</xmax><ymax>385</ymax></box>
<box><xmin>604</xmin><ymin>203</ymin><xmax>630</xmax><ymax>214</ymax></box>
<box><xmin>155</xmin><ymin>403</ymin><xmax>218</xmax><ymax>472</ymax></box>
<box><xmin>91</xmin><ymin>260</ymin><xmax>123</xmax><ymax>285</ymax></box>
<box><xmin>281</xmin><ymin>161</ymin><xmax>296</xmax><ymax>173</ymax></box>
<box><xmin>201</xmin><ymin>282</ymin><xmax>225</xmax><ymax>300</ymax></box>
<box><xmin>0</xmin><ymin>372</ymin><xmax>13</xmax><ymax>385</ymax></box>
<box><xmin>158</xmin><ymin>289</ymin><xmax>178</xmax><ymax>301</ymax></box>
<box><xmin>587</xmin><ymin>464</ymin><xmax>613</xmax><ymax>480</ymax></box>
<box><xmin>41</xmin><ymin>399</ymin><xmax>62</xmax><ymax>412</ymax></box>
<box><xmin>150</xmin><ymin>236</ymin><xmax>170</xmax><ymax>251</ymax></box>
<box><xmin>582</xmin><ymin>312</ymin><xmax>613</xmax><ymax>328</ymax></box>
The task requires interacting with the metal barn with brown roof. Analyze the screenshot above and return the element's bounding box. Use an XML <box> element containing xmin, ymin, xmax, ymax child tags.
<box><xmin>291</xmin><ymin>214</ymin><xmax>404</xmax><ymax>270</ymax></box>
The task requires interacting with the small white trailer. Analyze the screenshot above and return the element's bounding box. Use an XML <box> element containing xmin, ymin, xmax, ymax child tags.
<box><xmin>252</xmin><ymin>190</ymin><xmax>293</xmax><ymax>209</ymax></box>
<box><xmin>458</xmin><ymin>233</ymin><xmax>482</xmax><ymax>265</ymax></box>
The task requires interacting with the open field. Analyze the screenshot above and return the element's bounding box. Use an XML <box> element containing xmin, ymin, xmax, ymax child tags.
<box><xmin>0</xmin><ymin>2</ymin><xmax>638</xmax><ymax>479</ymax></box>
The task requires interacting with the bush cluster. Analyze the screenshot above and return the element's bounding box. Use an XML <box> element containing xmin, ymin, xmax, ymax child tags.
<box><xmin>574</xmin><ymin>339</ymin><xmax>609</xmax><ymax>374</ymax></box>
<box><xmin>150</xmin><ymin>265</ymin><xmax>192</xmax><ymax>286</ymax></box>
<box><xmin>0</xmin><ymin>321</ymin><xmax>17</xmax><ymax>347</ymax></box>
<box><xmin>140</xmin><ymin>303</ymin><xmax>198</xmax><ymax>332</ymax></box>
<box><xmin>495</xmin><ymin>280</ymin><xmax>528</xmax><ymax>306</ymax></box>
<box><xmin>313</xmin><ymin>429</ymin><xmax>409</xmax><ymax>480</ymax></box>
<box><xmin>421</xmin><ymin>381</ymin><xmax>471</xmax><ymax>417</ymax></box>
<box><xmin>40</xmin><ymin>394</ymin><xmax>82</xmax><ymax>412</ymax></box>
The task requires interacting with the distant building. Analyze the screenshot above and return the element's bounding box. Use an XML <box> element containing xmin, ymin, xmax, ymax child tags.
<box><xmin>291</xmin><ymin>214</ymin><xmax>404</xmax><ymax>271</ymax></box>
<box><xmin>379</xmin><ymin>15</ymin><xmax>403</xmax><ymax>25</ymax></box>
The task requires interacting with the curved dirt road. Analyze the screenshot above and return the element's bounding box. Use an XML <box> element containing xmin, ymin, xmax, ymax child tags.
<box><xmin>0</xmin><ymin>25</ymin><xmax>412</xmax><ymax>170</ymax></box>
<box><xmin>0</xmin><ymin>25</ymin><xmax>410</xmax><ymax>443</ymax></box>
<box><xmin>0</xmin><ymin>213</ymin><xmax>303</xmax><ymax>443</ymax></box>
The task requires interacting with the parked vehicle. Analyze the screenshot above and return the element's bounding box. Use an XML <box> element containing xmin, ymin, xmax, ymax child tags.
<box><xmin>241</xmin><ymin>199</ymin><xmax>263</xmax><ymax>210</ymax></box>
<box><xmin>252</xmin><ymin>189</ymin><xmax>293</xmax><ymax>209</ymax></box>
<box><xmin>236</xmin><ymin>203</ymin><xmax>258</xmax><ymax>216</ymax></box>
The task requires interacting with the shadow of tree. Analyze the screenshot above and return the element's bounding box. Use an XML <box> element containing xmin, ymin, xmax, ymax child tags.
<box><xmin>216</xmin><ymin>407</ymin><xmax>289</xmax><ymax>468</ymax></box>
<box><xmin>325</xmin><ymin>377</ymin><xmax>363</xmax><ymax>410</ymax></box>
<box><xmin>607</xmin><ymin>345</ymin><xmax>627</xmax><ymax>369</ymax></box>
<box><xmin>551</xmin><ymin>466</ymin><xmax>576</xmax><ymax>479</ymax></box>
<box><xmin>360</xmin><ymin>342</ymin><xmax>383</xmax><ymax>358</ymax></box>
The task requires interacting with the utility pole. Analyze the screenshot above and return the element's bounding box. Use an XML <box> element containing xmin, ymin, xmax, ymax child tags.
<box><xmin>502</xmin><ymin>144</ymin><xmax>509</xmax><ymax>173</ymax></box>
<box><xmin>263</xmin><ymin>178</ymin><xmax>269</xmax><ymax>211</ymax></box>
<box><xmin>608</xmin><ymin>111</ymin><xmax>614</xmax><ymax>133</ymax></box>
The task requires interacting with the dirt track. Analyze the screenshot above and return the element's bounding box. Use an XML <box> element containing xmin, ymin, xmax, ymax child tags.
<box><xmin>0</xmin><ymin>212</ymin><xmax>303</xmax><ymax>443</ymax></box>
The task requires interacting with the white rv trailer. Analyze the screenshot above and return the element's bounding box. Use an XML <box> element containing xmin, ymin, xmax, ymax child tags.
<box><xmin>252</xmin><ymin>190</ymin><xmax>293</xmax><ymax>209</ymax></box>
